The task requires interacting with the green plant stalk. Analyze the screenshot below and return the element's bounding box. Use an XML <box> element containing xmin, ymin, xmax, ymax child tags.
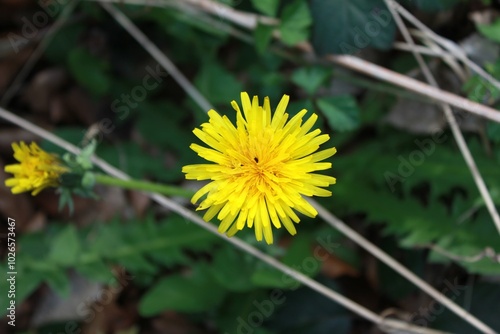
<box><xmin>94</xmin><ymin>173</ymin><xmax>194</xmax><ymax>198</ymax></box>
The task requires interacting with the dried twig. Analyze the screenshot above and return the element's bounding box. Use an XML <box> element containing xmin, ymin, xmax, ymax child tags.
<box><xmin>390</xmin><ymin>1</ymin><xmax>500</xmax><ymax>91</ymax></box>
<box><xmin>312</xmin><ymin>199</ymin><xmax>497</xmax><ymax>334</ymax></box>
<box><xmin>384</xmin><ymin>0</ymin><xmax>500</xmax><ymax>247</ymax></box>
<box><xmin>423</xmin><ymin>245</ymin><xmax>500</xmax><ymax>264</ymax></box>
<box><xmin>95</xmin><ymin>3</ymin><xmax>497</xmax><ymax>333</ymax></box>
<box><xmin>86</xmin><ymin>0</ymin><xmax>500</xmax><ymax>123</ymax></box>
<box><xmin>0</xmin><ymin>105</ymin><xmax>438</xmax><ymax>334</ymax></box>
<box><xmin>100</xmin><ymin>1</ymin><xmax>212</xmax><ymax>112</ymax></box>
<box><xmin>329</xmin><ymin>55</ymin><xmax>500</xmax><ymax>123</ymax></box>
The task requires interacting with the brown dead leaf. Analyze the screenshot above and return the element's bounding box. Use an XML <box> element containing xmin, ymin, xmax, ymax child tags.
<box><xmin>23</xmin><ymin>211</ymin><xmax>46</xmax><ymax>233</ymax></box>
<box><xmin>128</xmin><ymin>190</ymin><xmax>151</xmax><ymax>217</ymax></box>
<box><xmin>82</xmin><ymin>294</ymin><xmax>138</xmax><ymax>334</ymax></box>
<box><xmin>316</xmin><ymin>244</ymin><xmax>359</xmax><ymax>279</ymax></box>
<box><xmin>320</xmin><ymin>255</ymin><xmax>359</xmax><ymax>278</ymax></box>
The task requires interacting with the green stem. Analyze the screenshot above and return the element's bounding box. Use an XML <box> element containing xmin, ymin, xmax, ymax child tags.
<box><xmin>94</xmin><ymin>174</ymin><xmax>194</xmax><ymax>198</ymax></box>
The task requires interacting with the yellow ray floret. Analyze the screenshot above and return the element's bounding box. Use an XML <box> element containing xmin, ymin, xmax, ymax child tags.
<box><xmin>182</xmin><ymin>92</ymin><xmax>336</xmax><ymax>244</ymax></box>
<box><xmin>4</xmin><ymin>141</ymin><xmax>68</xmax><ymax>196</ymax></box>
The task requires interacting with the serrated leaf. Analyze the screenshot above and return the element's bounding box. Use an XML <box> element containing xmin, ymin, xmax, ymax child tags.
<box><xmin>311</xmin><ymin>0</ymin><xmax>396</xmax><ymax>55</ymax></box>
<box><xmin>139</xmin><ymin>265</ymin><xmax>226</xmax><ymax>315</ymax></box>
<box><xmin>251</xmin><ymin>0</ymin><xmax>280</xmax><ymax>16</ymax></box>
<box><xmin>116</xmin><ymin>254</ymin><xmax>158</xmax><ymax>275</ymax></box>
<box><xmin>76</xmin><ymin>261</ymin><xmax>116</xmax><ymax>283</ymax></box>
<box><xmin>279</xmin><ymin>0</ymin><xmax>312</xmax><ymax>46</ymax></box>
<box><xmin>331</xmin><ymin>136</ymin><xmax>500</xmax><ymax>275</ymax></box>
<box><xmin>317</xmin><ymin>96</ymin><xmax>360</xmax><ymax>132</ymax></box>
<box><xmin>254</xmin><ymin>22</ymin><xmax>275</xmax><ymax>54</ymax></box>
<box><xmin>291</xmin><ymin>66</ymin><xmax>331</xmax><ymax>95</ymax></box>
<box><xmin>94</xmin><ymin>216</ymin><xmax>218</xmax><ymax>265</ymax></box>
<box><xmin>48</xmin><ymin>225</ymin><xmax>81</xmax><ymax>266</ymax></box>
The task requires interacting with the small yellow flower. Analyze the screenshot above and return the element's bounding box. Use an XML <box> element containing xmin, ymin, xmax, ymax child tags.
<box><xmin>4</xmin><ymin>141</ymin><xmax>68</xmax><ymax>195</ymax></box>
<box><xmin>183</xmin><ymin>92</ymin><xmax>336</xmax><ymax>244</ymax></box>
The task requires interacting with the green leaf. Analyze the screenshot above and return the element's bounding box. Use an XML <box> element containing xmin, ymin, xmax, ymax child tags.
<box><xmin>97</xmin><ymin>142</ymin><xmax>173</xmax><ymax>181</ymax></box>
<box><xmin>310</xmin><ymin>0</ymin><xmax>396</xmax><ymax>55</ymax></box>
<box><xmin>477</xmin><ymin>19</ymin><xmax>500</xmax><ymax>43</ymax></box>
<box><xmin>267</xmin><ymin>278</ymin><xmax>350</xmax><ymax>334</ymax></box>
<box><xmin>331</xmin><ymin>135</ymin><xmax>500</xmax><ymax>274</ymax></box>
<box><xmin>279</xmin><ymin>0</ymin><xmax>312</xmax><ymax>46</ymax></box>
<box><xmin>216</xmin><ymin>290</ymin><xmax>269</xmax><ymax>333</ymax></box>
<box><xmin>254</xmin><ymin>22</ymin><xmax>275</xmax><ymax>54</ymax></box>
<box><xmin>136</xmin><ymin>101</ymin><xmax>192</xmax><ymax>150</ymax></box>
<box><xmin>252</xmin><ymin>234</ymin><xmax>320</xmax><ymax>289</ymax></box>
<box><xmin>430</xmin><ymin>283</ymin><xmax>500</xmax><ymax>333</ymax></box>
<box><xmin>45</xmin><ymin>269</ymin><xmax>71</xmax><ymax>297</ymax></box>
<box><xmin>40</xmin><ymin>127</ymin><xmax>85</xmax><ymax>156</ymax></box>
<box><xmin>487</xmin><ymin>122</ymin><xmax>500</xmax><ymax>144</ymax></box>
<box><xmin>139</xmin><ymin>265</ymin><xmax>226</xmax><ymax>315</ymax></box>
<box><xmin>116</xmin><ymin>254</ymin><xmax>157</xmax><ymax>276</ymax></box>
<box><xmin>317</xmin><ymin>95</ymin><xmax>360</xmax><ymax>132</ymax></box>
<box><xmin>90</xmin><ymin>215</ymin><xmax>219</xmax><ymax>269</ymax></box>
<box><xmin>291</xmin><ymin>66</ymin><xmax>331</xmax><ymax>96</ymax></box>
<box><xmin>76</xmin><ymin>261</ymin><xmax>116</xmax><ymax>283</ymax></box>
<box><xmin>194</xmin><ymin>62</ymin><xmax>243</xmax><ymax>105</ymax></box>
<box><xmin>462</xmin><ymin>59</ymin><xmax>500</xmax><ymax>104</ymax></box>
<box><xmin>251</xmin><ymin>266</ymin><xmax>289</xmax><ymax>288</ymax></box>
<box><xmin>67</xmin><ymin>47</ymin><xmax>111</xmax><ymax>96</ymax></box>
<box><xmin>47</xmin><ymin>225</ymin><xmax>81</xmax><ymax>266</ymax></box>
<box><xmin>251</xmin><ymin>0</ymin><xmax>280</xmax><ymax>16</ymax></box>
<box><xmin>0</xmin><ymin>270</ymin><xmax>45</xmax><ymax>316</ymax></box>
<box><xmin>210</xmin><ymin>246</ymin><xmax>256</xmax><ymax>292</ymax></box>
<box><xmin>360</xmin><ymin>90</ymin><xmax>396</xmax><ymax>125</ymax></box>
<box><xmin>45</xmin><ymin>25</ymin><xmax>83</xmax><ymax>63</ymax></box>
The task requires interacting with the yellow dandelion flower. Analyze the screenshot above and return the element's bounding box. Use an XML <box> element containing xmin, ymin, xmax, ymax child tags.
<box><xmin>182</xmin><ymin>92</ymin><xmax>337</xmax><ymax>244</ymax></box>
<box><xmin>4</xmin><ymin>141</ymin><xmax>68</xmax><ymax>195</ymax></box>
